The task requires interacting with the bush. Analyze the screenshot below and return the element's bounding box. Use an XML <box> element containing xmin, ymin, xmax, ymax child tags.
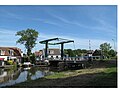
<box><xmin>30</xmin><ymin>54</ymin><xmax>36</xmax><ymax>64</ymax></box>
<box><xmin>110</xmin><ymin>56</ymin><xmax>117</xmax><ymax>60</ymax></box>
<box><xmin>7</xmin><ymin>60</ymin><xmax>14</xmax><ymax>65</ymax></box>
<box><xmin>21</xmin><ymin>57</ymin><xmax>29</xmax><ymax>63</ymax></box>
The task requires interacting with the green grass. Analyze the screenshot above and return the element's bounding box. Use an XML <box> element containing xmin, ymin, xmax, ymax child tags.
<box><xmin>45</xmin><ymin>68</ymin><xmax>106</xmax><ymax>79</ymax></box>
<box><xmin>5</xmin><ymin>60</ymin><xmax>117</xmax><ymax>88</ymax></box>
<box><xmin>87</xmin><ymin>67</ymin><xmax>117</xmax><ymax>87</ymax></box>
<box><xmin>45</xmin><ymin>72</ymin><xmax>66</xmax><ymax>79</ymax></box>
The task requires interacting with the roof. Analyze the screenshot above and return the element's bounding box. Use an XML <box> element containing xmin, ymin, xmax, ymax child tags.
<box><xmin>0</xmin><ymin>47</ymin><xmax>22</xmax><ymax>56</ymax></box>
<box><xmin>0</xmin><ymin>58</ymin><xmax>4</xmax><ymax>60</ymax></box>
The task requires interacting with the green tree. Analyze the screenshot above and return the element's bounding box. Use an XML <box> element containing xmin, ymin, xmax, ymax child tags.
<box><xmin>30</xmin><ymin>53</ymin><xmax>36</xmax><ymax>64</ymax></box>
<box><xmin>108</xmin><ymin>49</ymin><xmax>117</xmax><ymax>57</ymax></box>
<box><xmin>81</xmin><ymin>49</ymin><xmax>88</xmax><ymax>53</ymax></box>
<box><xmin>76</xmin><ymin>49</ymin><xmax>82</xmax><ymax>56</ymax></box>
<box><xmin>64</xmin><ymin>49</ymin><xmax>88</xmax><ymax>57</ymax></box>
<box><xmin>100</xmin><ymin>42</ymin><xmax>112</xmax><ymax>58</ymax></box>
<box><xmin>16</xmin><ymin>28</ymin><xmax>39</xmax><ymax>56</ymax></box>
<box><xmin>64</xmin><ymin>49</ymin><xmax>75</xmax><ymax>57</ymax></box>
<box><xmin>92</xmin><ymin>49</ymin><xmax>101</xmax><ymax>56</ymax></box>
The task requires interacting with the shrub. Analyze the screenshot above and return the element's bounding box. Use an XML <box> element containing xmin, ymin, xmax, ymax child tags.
<box><xmin>7</xmin><ymin>60</ymin><xmax>14</xmax><ymax>65</ymax></box>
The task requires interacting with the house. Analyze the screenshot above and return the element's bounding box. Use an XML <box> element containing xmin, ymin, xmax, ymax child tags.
<box><xmin>47</xmin><ymin>48</ymin><xmax>61</xmax><ymax>60</ymax></box>
<box><xmin>0</xmin><ymin>47</ymin><xmax>22</xmax><ymax>64</ymax></box>
<box><xmin>35</xmin><ymin>50</ymin><xmax>43</xmax><ymax>57</ymax></box>
<box><xmin>34</xmin><ymin>50</ymin><xmax>43</xmax><ymax>60</ymax></box>
<box><xmin>87</xmin><ymin>50</ymin><xmax>94</xmax><ymax>57</ymax></box>
<box><xmin>34</xmin><ymin>48</ymin><xmax>61</xmax><ymax>60</ymax></box>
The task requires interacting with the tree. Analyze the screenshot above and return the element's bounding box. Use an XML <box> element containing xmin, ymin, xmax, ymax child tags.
<box><xmin>100</xmin><ymin>42</ymin><xmax>112</xmax><ymax>58</ymax></box>
<box><xmin>64</xmin><ymin>49</ymin><xmax>88</xmax><ymax>57</ymax></box>
<box><xmin>16</xmin><ymin>28</ymin><xmax>39</xmax><ymax>56</ymax></box>
<box><xmin>92</xmin><ymin>49</ymin><xmax>101</xmax><ymax>56</ymax></box>
<box><xmin>30</xmin><ymin>53</ymin><xmax>36</xmax><ymax>64</ymax></box>
<box><xmin>108</xmin><ymin>49</ymin><xmax>117</xmax><ymax>57</ymax></box>
<box><xmin>64</xmin><ymin>49</ymin><xmax>75</xmax><ymax>57</ymax></box>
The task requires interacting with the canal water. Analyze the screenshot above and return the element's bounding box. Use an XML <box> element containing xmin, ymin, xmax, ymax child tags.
<box><xmin>0</xmin><ymin>66</ymin><xmax>57</xmax><ymax>87</ymax></box>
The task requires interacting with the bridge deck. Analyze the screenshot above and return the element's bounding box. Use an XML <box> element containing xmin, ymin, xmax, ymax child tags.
<box><xmin>48</xmin><ymin>59</ymin><xmax>88</xmax><ymax>67</ymax></box>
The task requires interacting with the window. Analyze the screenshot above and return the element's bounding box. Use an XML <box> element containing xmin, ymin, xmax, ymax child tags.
<box><xmin>51</xmin><ymin>56</ymin><xmax>53</xmax><ymax>58</ymax></box>
<box><xmin>8</xmin><ymin>49</ymin><xmax>14</xmax><ymax>56</ymax></box>
<box><xmin>42</xmin><ymin>56</ymin><xmax>44</xmax><ymax>58</ymax></box>
<box><xmin>56</xmin><ymin>56</ymin><xmax>58</xmax><ymax>58</ymax></box>
<box><xmin>8</xmin><ymin>50</ymin><xmax>10</xmax><ymax>55</ymax></box>
<box><xmin>0</xmin><ymin>50</ymin><xmax>5</xmax><ymax>55</ymax></box>
<box><xmin>49</xmin><ymin>50</ymin><xmax>54</xmax><ymax>54</ymax></box>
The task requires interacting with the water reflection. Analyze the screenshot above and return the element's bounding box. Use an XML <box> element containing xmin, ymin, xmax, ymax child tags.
<box><xmin>0</xmin><ymin>66</ymin><xmax>56</xmax><ymax>87</ymax></box>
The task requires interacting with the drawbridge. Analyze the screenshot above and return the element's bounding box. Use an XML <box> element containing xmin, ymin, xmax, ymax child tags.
<box><xmin>39</xmin><ymin>38</ymin><xmax>74</xmax><ymax>60</ymax></box>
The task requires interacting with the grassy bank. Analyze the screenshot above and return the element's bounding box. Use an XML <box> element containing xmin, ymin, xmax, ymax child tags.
<box><xmin>6</xmin><ymin>60</ymin><xmax>117</xmax><ymax>88</ymax></box>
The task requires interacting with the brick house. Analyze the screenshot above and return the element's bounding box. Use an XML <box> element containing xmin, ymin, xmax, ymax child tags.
<box><xmin>0</xmin><ymin>47</ymin><xmax>22</xmax><ymax>63</ymax></box>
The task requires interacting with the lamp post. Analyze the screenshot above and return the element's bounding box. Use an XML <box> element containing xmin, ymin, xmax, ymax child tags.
<box><xmin>112</xmin><ymin>39</ymin><xmax>115</xmax><ymax>51</ymax></box>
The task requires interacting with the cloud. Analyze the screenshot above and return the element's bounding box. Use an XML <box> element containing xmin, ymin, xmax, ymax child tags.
<box><xmin>0</xmin><ymin>28</ymin><xmax>18</xmax><ymax>45</ymax></box>
<box><xmin>0</xmin><ymin>28</ymin><xmax>16</xmax><ymax>35</ymax></box>
<box><xmin>0</xmin><ymin>28</ymin><xmax>116</xmax><ymax>53</ymax></box>
<box><xmin>44</xmin><ymin>21</ymin><xmax>61</xmax><ymax>27</ymax></box>
<box><xmin>50</xmin><ymin>14</ymin><xmax>71</xmax><ymax>24</ymax></box>
<box><xmin>1</xmin><ymin>10</ymin><xmax>23</xmax><ymax>20</ymax></box>
<box><xmin>30</xmin><ymin>17</ymin><xmax>61</xmax><ymax>27</ymax></box>
<box><xmin>0</xmin><ymin>28</ymin><xmax>26</xmax><ymax>52</ymax></box>
<box><xmin>37</xmin><ymin>32</ymin><xmax>114</xmax><ymax>50</ymax></box>
<box><xmin>49</xmin><ymin>13</ymin><xmax>117</xmax><ymax>38</ymax></box>
<box><xmin>93</xmin><ymin>18</ymin><xmax>116</xmax><ymax>32</ymax></box>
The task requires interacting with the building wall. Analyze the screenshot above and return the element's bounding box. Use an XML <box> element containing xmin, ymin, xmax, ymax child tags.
<box><xmin>0</xmin><ymin>47</ymin><xmax>22</xmax><ymax>62</ymax></box>
<box><xmin>44</xmin><ymin>48</ymin><xmax>61</xmax><ymax>59</ymax></box>
<box><xmin>0</xmin><ymin>60</ymin><xmax>4</xmax><ymax>66</ymax></box>
<box><xmin>0</xmin><ymin>56</ymin><xmax>8</xmax><ymax>61</ymax></box>
<box><xmin>34</xmin><ymin>48</ymin><xmax>61</xmax><ymax>60</ymax></box>
<box><xmin>48</xmin><ymin>55</ymin><xmax>61</xmax><ymax>59</ymax></box>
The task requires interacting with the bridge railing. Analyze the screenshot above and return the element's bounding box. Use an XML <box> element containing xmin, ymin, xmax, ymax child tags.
<box><xmin>40</xmin><ymin>56</ymin><xmax>101</xmax><ymax>61</ymax></box>
<box><xmin>63</xmin><ymin>56</ymin><xmax>87</xmax><ymax>61</ymax></box>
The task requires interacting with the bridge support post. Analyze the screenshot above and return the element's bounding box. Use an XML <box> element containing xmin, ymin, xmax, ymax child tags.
<box><xmin>45</xmin><ymin>41</ymin><xmax>48</xmax><ymax>59</ymax></box>
<box><xmin>61</xmin><ymin>43</ymin><xmax>64</xmax><ymax>60</ymax></box>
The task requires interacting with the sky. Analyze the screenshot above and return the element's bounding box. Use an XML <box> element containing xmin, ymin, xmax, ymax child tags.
<box><xmin>0</xmin><ymin>5</ymin><xmax>117</xmax><ymax>53</ymax></box>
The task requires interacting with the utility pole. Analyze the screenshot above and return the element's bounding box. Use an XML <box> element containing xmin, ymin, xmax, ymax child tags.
<box><xmin>89</xmin><ymin>40</ymin><xmax>91</xmax><ymax>50</ymax></box>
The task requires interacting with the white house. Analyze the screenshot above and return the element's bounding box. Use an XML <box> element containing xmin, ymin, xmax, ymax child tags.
<box><xmin>34</xmin><ymin>48</ymin><xmax>61</xmax><ymax>60</ymax></box>
<box><xmin>47</xmin><ymin>48</ymin><xmax>61</xmax><ymax>60</ymax></box>
<box><xmin>0</xmin><ymin>47</ymin><xmax>22</xmax><ymax>64</ymax></box>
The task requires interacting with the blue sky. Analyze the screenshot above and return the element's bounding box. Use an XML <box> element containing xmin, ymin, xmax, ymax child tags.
<box><xmin>0</xmin><ymin>5</ymin><xmax>117</xmax><ymax>53</ymax></box>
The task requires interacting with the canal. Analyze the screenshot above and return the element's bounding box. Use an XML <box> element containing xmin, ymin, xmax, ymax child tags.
<box><xmin>0</xmin><ymin>66</ymin><xmax>57</xmax><ymax>87</ymax></box>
